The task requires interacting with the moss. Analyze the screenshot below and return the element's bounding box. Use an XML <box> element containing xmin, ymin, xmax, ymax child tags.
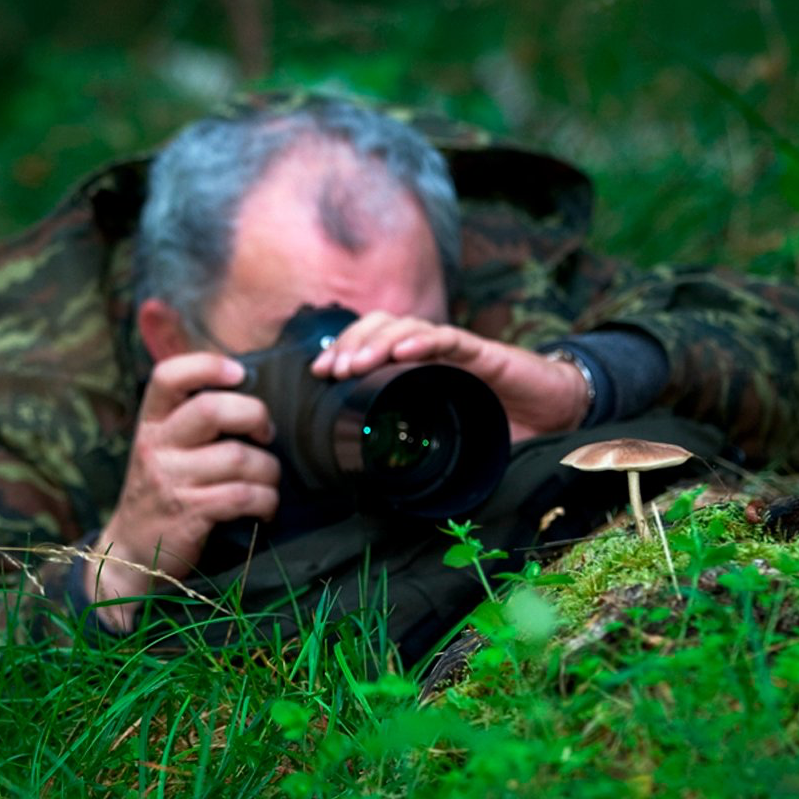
<box><xmin>536</xmin><ymin>497</ymin><xmax>799</xmax><ymax>634</ymax></box>
<box><xmin>540</xmin><ymin>522</ymin><xmax>677</xmax><ymax>629</ymax></box>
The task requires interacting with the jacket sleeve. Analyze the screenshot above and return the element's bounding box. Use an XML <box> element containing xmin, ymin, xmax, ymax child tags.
<box><xmin>454</xmin><ymin>200</ymin><xmax>799</xmax><ymax>467</ymax></box>
<box><xmin>0</xmin><ymin>165</ymin><xmax>143</xmax><ymax>639</ymax></box>
<box><xmin>570</xmin><ymin>263</ymin><xmax>799</xmax><ymax>466</ymax></box>
<box><xmin>0</xmin><ymin>443</ymin><xmax>86</xmax><ymax>643</ymax></box>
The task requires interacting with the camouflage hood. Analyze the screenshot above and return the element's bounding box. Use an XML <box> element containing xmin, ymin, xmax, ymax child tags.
<box><xmin>39</xmin><ymin>89</ymin><xmax>594</xmax><ymax>256</ymax></box>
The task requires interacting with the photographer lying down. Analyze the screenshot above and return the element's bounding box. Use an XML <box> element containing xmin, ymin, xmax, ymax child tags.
<box><xmin>2</xmin><ymin>92</ymin><xmax>799</xmax><ymax>661</ymax></box>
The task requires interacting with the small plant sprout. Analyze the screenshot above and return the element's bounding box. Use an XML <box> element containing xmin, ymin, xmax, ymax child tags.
<box><xmin>560</xmin><ymin>438</ymin><xmax>694</xmax><ymax>541</ymax></box>
<box><xmin>440</xmin><ymin>519</ymin><xmax>508</xmax><ymax>602</ymax></box>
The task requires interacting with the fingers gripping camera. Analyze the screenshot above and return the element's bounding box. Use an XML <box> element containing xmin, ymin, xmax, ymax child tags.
<box><xmin>235</xmin><ymin>305</ymin><xmax>510</xmax><ymax>518</ymax></box>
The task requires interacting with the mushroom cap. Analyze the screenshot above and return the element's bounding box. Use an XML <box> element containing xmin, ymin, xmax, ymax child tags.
<box><xmin>560</xmin><ymin>438</ymin><xmax>694</xmax><ymax>472</ymax></box>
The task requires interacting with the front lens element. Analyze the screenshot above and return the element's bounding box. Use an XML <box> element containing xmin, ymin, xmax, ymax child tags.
<box><xmin>363</xmin><ymin>411</ymin><xmax>440</xmax><ymax>472</ymax></box>
<box><xmin>361</xmin><ymin>396</ymin><xmax>460</xmax><ymax>491</ymax></box>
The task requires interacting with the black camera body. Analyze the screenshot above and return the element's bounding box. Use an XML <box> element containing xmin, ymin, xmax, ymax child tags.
<box><xmin>235</xmin><ymin>305</ymin><xmax>510</xmax><ymax>519</ymax></box>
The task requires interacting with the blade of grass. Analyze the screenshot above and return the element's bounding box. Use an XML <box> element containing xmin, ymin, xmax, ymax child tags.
<box><xmin>334</xmin><ymin>641</ymin><xmax>375</xmax><ymax>723</ymax></box>
<box><xmin>156</xmin><ymin>693</ymin><xmax>192</xmax><ymax>799</ymax></box>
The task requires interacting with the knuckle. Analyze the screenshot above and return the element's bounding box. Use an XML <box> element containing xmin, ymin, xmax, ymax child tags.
<box><xmin>248</xmin><ymin>449</ymin><xmax>279</xmax><ymax>484</ymax></box>
<box><xmin>150</xmin><ymin>360</ymin><xmax>173</xmax><ymax>387</ymax></box>
<box><xmin>362</xmin><ymin>310</ymin><xmax>392</xmax><ymax>324</ymax></box>
<box><xmin>133</xmin><ymin>442</ymin><xmax>157</xmax><ymax>475</ymax></box>
<box><xmin>226</xmin><ymin>482</ymin><xmax>280</xmax><ymax>519</ymax></box>
<box><xmin>264</xmin><ymin>488</ymin><xmax>280</xmax><ymax>516</ymax></box>
<box><xmin>268</xmin><ymin>455</ymin><xmax>282</xmax><ymax>484</ymax></box>
<box><xmin>253</xmin><ymin>399</ymin><xmax>271</xmax><ymax>428</ymax></box>
<box><xmin>192</xmin><ymin>391</ymin><xmax>222</xmax><ymax>425</ymax></box>
<box><xmin>257</xmin><ymin>486</ymin><xmax>280</xmax><ymax>518</ymax></box>
<box><xmin>255</xmin><ymin>453</ymin><xmax>281</xmax><ymax>487</ymax></box>
<box><xmin>239</xmin><ymin>400</ymin><xmax>272</xmax><ymax>443</ymax></box>
<box><xmin>224</xmin><ymin>441</ymin><xmax>250</xmax><ymax>471</ymax></box>
<box><xmin>147</xmin><ymin>360</ymin><xmax>173</xmax><ymax>395</ymax></box>
<box><xmin>228</xmin><ymin>482</ymin><xmax>257</xmax><ymax>509</ymax></box>
<box><xmin>440</xmin><ymin>323</ymin><xmax>459</xmax><ymax>338</ymax></box>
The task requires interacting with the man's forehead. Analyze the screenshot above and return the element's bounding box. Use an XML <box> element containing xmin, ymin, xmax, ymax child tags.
<box><xmin>232</xmin><ymin>139</ymin><xmax>421</xmax><ymax>261</ymax></box>
<box><xmin>206</xmin><ymin>144</ymin><xmax>443</xmax><ymax>352</ymax></box>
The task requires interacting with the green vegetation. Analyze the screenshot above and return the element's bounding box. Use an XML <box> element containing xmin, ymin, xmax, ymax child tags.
<box><xmin>4</xmin><ymin>493</ymin><xmax>799</xmax><ymax>796</ymax></box>
<box><xmin>3</xmin><ymin>0</ymin><xmax>799</xmax><ymax>273</ymax></box>
<box><xmin>4</xmin><ymin>0</ymin><xmax>799</xmax><ymax>794</ymax></box>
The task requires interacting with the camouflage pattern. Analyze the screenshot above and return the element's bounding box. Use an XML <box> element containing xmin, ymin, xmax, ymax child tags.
<box><xmin>0</xmin><ymin>159</ymin><xmax>149</xmax><ymax>552</ymax></box>
<box><xmin>2</xmin><ymin>91</ymin><xmax>799</xmax><ymax>640</ymax></box>
<box><xmin>452</xmin><ymin>215</ymin><xmax>799</xmax><ymax>466</ymax></box>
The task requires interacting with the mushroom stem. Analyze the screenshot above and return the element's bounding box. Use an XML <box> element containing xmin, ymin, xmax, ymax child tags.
<box><xmin>627</xmin><ymin>470</ymin><xmax>652</xmax><ymax>541</ymax></box>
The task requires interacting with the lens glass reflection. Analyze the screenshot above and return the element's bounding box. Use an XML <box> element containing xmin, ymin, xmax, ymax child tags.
<box><xmin>362</xmin><ymin>411</ymin><xmax>440</xmax><ymax>471</ymax></box>
<box><xmin>362</xmin><ymin>397</ymin><xmax>459</xmax><ymax>487</ymax></box>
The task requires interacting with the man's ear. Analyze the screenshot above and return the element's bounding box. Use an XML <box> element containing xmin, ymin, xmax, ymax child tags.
<box><xmin>137</xmin><ymin>298</ymin><xmax>193</xmax><ymax>362</ymax></box>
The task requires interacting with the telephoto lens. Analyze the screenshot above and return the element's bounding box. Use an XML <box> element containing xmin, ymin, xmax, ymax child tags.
<box><xmin>236</xmin><ymin>305</ymin><xmax>510</xmax><ymax>518</ymax></box>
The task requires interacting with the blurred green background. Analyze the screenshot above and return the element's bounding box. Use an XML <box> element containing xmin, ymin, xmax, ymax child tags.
<box><xmin>2</xmin><ymin>0</ymin><xmax>799</xmax><ymax>273</ymax></box>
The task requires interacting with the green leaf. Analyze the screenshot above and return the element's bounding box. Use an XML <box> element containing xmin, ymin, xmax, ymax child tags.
<box><xmin>773</xmin><ymin>643</ymin><xmax>799</xmax><ymax>681</ymax></box>
<box><xmin>648</xmin><ymin>606</ymin><xmax>672</xmax><ymax>623</ymax></box>
<box><xmin>773</xmin><ymin>552</ymin><xmax>799</xmax><ymax>576</ymax></box>
<box><xmin>439</xmin><ymin>518</ymin><xmax>480</xmax><ymax>540</ymax></box>
<box><xmin>503</xmin><ymin>587</ymin><xmax>557</xmax><ymax>644</ymax></box>
<box><xmin>270</xmin><ymin>700</ymin><xmax>311</xmax><ymax>741</ymax></box>
<box><xmin>358</xmin><ymin>673</ymin><xmax>417</xmax><ymax>698</ymax></box>
<box><xmin>469</xmin><ymin>599</ymin><xmax>507</xmax><ymax>636</ymax></box>
<box><xmin>493</xmin><ymin>571</ymin><xmax>526</xmax><ymax>583</ymax></box>
<box><xmin>699</xmin><ymin>542</ymin><xmax>738</xmax><ymax>569</ymax></box>
<box><xmin>717</xmin><ymin>564</ymin><xmax>769</xmax><ymax>593</ymax></box>
<box><xmin>279</xmin><ymin>772</ymin><xmax>315</xmax><ymax>799</ymax></box>
<box><xmin>707</xmin><ymin>515</ymin><xmax>727</xmax><ymax>540</ymax></box>
<box><xmin>443</xmin><ymin>542</ymin><xmax>479</xmax><ymax>568</ymax></box>
<box><xmin>363</xmin><ymin>707</ymin><xmax>467</xmax><ymax>758</ymax></box>
<box><xmin>317</xmin><ymin>730</ymin><xmax>351</xmax><ymax>767</ymax></box>
<box><xmin>481</xmin><ymin>548</ymin><xmax>509</xmax><ymax>561</ymax></box>
<box><xmin>524</xmin><ymin>561</ymin><xmax>543</xmax><ymax>579</ymax></box>
<box><xmin>495</xmin><ymin>560</ymin><xmax>548</xmax><ymax>584</ymax></box>
<box><xmin>472</xmin><ymin>645</ymin><xmax>508</xmax><ymax>669</ymax></box>
<box><xmin>670</xmin><ymin>533</ymin><xmax>700</xmax><ymax>554</ymax></box>
<box><xmin>664</xmin><ymin>485</ymin><xmax>707</xmax><ymax>522</ymax></box>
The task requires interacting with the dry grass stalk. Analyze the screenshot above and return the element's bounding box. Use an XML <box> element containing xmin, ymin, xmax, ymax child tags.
<box><xmin>0</xmin><ymin>550</ymin><xmax>45</xmax><ymax>595</ymax></box>
<box><xmin>651</xmin><ymin>501</ymin><xmax>680</xmax><ymax>598</ymax></box>
<box><xmin>1</xmin><ymin>544</ymin><xmax>228</xmax><ymax>615</ymax></box>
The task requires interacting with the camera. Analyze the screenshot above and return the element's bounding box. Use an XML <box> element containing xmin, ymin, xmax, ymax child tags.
<box><xmin>235</xmin><ymin>305</ymin><xmax>510</xmax><ymax>519</ymax></box>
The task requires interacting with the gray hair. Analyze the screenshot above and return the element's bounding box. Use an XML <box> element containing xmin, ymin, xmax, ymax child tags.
<box><xmin>135</xmin><ymin>97</ymin><xmax>460</xmax><ymax>338</ymax></box>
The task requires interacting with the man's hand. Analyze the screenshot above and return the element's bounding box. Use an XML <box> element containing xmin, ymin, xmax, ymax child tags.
<box><xmin>85</xmin><ymin>353</ymin><xmax>280</xmax><ymax>630</ymax></box>
<box><xmin>310</xmin><ymin>312</ymin><xmax>591</xmax><ymax>441</ymax></box>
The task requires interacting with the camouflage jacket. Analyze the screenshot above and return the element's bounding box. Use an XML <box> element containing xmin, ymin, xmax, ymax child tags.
<box><xmin>1</xmin><ymin>91</ymin><xmax>799</xmax><ymax>564</ymax></box>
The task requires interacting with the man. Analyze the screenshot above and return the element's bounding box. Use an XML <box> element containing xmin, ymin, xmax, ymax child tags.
<box><xmin>2</xmin><ymin>93</ymin><xmax>798</xmax><ymax>660</ymax></box>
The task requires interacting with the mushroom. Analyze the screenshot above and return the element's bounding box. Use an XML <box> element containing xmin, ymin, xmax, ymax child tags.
<box><xmin>560</xmin><ymin>438</ymin><xmax>694</xmax><ymax>541</ymax></box>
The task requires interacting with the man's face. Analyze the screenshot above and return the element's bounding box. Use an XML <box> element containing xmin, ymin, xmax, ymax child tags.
<box><xmin>203</xmin><ymin>143</ymin><xmax>449</xmax><ymax>354</ymax></box>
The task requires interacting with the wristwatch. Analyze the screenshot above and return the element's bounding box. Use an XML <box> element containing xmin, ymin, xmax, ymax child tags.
<box><xmin>544</xmin><ymin>347</ymin><xmax>597</xmax><ymax>414</ymax></box>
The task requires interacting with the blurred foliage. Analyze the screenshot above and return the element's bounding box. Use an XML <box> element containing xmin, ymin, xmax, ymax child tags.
<box><xmin>2</xmin><ymin>0</ymin><xmax>799</xmax><ymax>272</ymax></box>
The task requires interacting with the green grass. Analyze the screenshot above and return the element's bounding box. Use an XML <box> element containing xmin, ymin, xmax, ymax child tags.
<box><xmin>4</xmin><ymin>495</ymin><xmax>799</xmax><ymax>798</ymax></box>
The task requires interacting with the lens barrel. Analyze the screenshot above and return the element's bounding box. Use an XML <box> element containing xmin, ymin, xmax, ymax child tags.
<box><xmin>332</xmin><ymin>363</ymin><xmax>509</xmax><ymax>517</ymax></box>
<box><xmin>236</xmin><ymin>306</ymin><xmax>510</xmax><ymax>518</ymax></box>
